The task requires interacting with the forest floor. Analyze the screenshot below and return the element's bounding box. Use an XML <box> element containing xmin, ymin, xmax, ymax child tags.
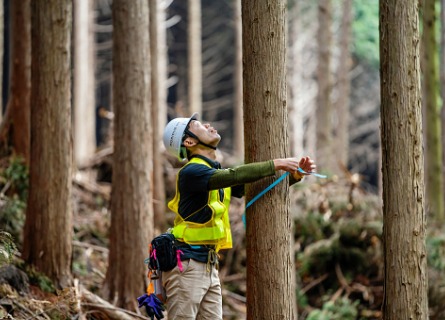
<box><xmin>1</xmin><ymin>151</ymin><xmax>445</xmax><ymax>320</ymax></box>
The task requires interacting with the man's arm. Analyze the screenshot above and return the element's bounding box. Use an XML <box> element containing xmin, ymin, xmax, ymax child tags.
<box><xmin>208</xmin><ymin>156</ymin><xmax>313</xmax><ymax>191</ymax></box>
<box><xmin>208</xmin><ymin>161</ymin><xmax>276</xmax><ymax>190</ymax></box>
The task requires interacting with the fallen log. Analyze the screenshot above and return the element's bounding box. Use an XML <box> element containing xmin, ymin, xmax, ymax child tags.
<box><xmin>80</xmin><ymin>286</ymin><xmax>149</xmax><ymax>320</ymax></box>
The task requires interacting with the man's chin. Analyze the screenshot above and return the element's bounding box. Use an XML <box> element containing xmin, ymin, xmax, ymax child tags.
<box><xmin>209</xmin><ymin>133</ymin><xmax>221</xmax><ymax>144</ymax></box>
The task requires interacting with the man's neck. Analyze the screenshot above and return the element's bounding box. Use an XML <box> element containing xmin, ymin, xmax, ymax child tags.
<box><xmin>193</xmin><ymin>149</ymin><xmax>217</xmax><ymax>160</ymax></box>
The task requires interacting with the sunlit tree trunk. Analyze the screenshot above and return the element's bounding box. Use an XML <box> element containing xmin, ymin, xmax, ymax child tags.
<box><xmin>288</xmin><ymin>2</ymin><xmax>318</xmax><ymax>159</ymax></box>
<box><xmin>243</xmin><ymin>1</ymin><xmax>296</xmax><ymax>318</ymax></box>
<box><xmin>316</xmin><ymin>0</ymin><xmax>333</xmax><ymax>173</ymax></box>
<box><xmin>422</xmin><ymin>0</ymin><xmax>444</xmax><ymax>222</ymax></box>
<box><xmin>150</xmin><ymin>0</ymin><xmax>167</xmax><ymax>231</ymax></box>
<box><xmin>104</xmin><ymin>0</ymin><xmax>153</xmax><ymax>310</ymax></box>
<box><xmin>73</xmin><ymin>0</ymin><xmax>96</xmax><ymax>168</ymax></box>
<box><xmin>233</xmin><ymin>0</ymin><xmax>243</xmax><ymax>160</ymax></box>
<box><xmin>188</xmin><ymin>0</ymin><xmax>202</xmax><ymax>115</ymax></box>
<box><xmin>335</xmin><ymin>0</ymin><xmax>352</xmax><ymax>171</ymax></box>
<box><xmin>23</xmin><ymin>0</ymin><xmax>73</xmax><ymax>289</ymax></box>
<box><xmin>379</xmin><ymin>0</ymin><xmax>429</xmax><ymax>318</ymax></box>
<box><xmin>288</xmin><ymin>2</ymin><xmax>304</xmax><ymax>158</ymax></box>
<box><xmin>9</xmin><ymin>0</ymin><xmax>31</xmax><ymax>164</ymax></box>
<box><xmin>441</xmin><ymin>0</ymin><xmax>445</xmax><ymax>211</ymax></box>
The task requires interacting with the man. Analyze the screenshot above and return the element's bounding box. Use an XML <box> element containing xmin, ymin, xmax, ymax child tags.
<box><xmin>162</xmin><ymin>113</ymin><xmax>316</xmax><ymax>319</ymax></box>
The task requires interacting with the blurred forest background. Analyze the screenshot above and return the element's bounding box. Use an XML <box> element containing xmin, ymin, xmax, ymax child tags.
<box><xmin>0</xmin><ymin>0</ymin><xmax>444</xmax><ymax>319</ymax></box>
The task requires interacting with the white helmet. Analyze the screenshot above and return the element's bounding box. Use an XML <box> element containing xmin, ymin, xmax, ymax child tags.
<box><xmin>163</xmin><ymin>113</ymin><xmax>198</xmax><ymax>160</ymax></box>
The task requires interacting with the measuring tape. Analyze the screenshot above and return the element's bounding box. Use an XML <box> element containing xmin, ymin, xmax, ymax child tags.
<box><xmin>242</xmin><ymin>168</ymin><xmax>327</xmax><ymax>225</ymax></box>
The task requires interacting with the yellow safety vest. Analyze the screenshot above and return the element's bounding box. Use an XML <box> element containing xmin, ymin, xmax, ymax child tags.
<box><xmin>168</xmin><ymin>157</ymin><xmax>232</xmax><ymax>252</ymax></box>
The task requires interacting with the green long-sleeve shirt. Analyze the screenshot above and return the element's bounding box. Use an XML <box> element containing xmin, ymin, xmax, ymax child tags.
<box><xmin>208</xmin><ymin>159</ymin><xmax>301</xmax><ymax>194</ymax></box>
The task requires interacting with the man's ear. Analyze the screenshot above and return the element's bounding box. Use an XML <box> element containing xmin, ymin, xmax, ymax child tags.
<box><xmin>183</xmin><ymin>137</ymin><xmax>198</xmax><ymax>147</ymax></box>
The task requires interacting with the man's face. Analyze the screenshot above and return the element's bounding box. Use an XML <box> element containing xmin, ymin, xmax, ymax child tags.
<box><xmin>187</xmin><ymin>120</ymin><xmax>221</xmax><ymax>147</ymax></box>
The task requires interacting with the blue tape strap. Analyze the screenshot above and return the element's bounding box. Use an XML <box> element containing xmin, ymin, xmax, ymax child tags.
<box><xmin>242</xmin><ymin>167</ymin><xmax>327</xmax><ymax>226</ymax></box>
<box><xmin>242</xmin><ymin>172</ymin><xmax>290</xmax><ymax>226</ymax></box>
<box><xmin>297</xmin><ymin>167</ymin><xmax>327</xmax><ymax>179</ymax></box>
<box><xmin>245</xmin><ymin>172</ymin><xmax>290</xmax><ymax>209</ymax></box>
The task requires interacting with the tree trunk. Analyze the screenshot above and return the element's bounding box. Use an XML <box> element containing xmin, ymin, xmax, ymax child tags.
<box><xmin>379</xmin><ymin>0</ymin><xmax>429</xmax><ymax>318</ymax></box>
<box><xmin>288</xmin><ymin>3</ymin><xmax>302</xmax><ymax>159</ymax></box>
<box><xmin>316</xmin><ymin>0</ymin><xmax>333</xmax><ymax>173</ymax></box>
<box><xmin>22</xmin><ymin>0</ymin><xmax>73</xmax><ymax>289</ymax></box>
<box><xmin>104</xmin><ymin>0</ymin><xmax>153</xmax><ymax>311</ymax></box>
<box><xmin>242</xmin><ymin>1</ymin><xmax>296</xmax><ymax>319</ymax></box>
<box><xmin>422</xmin><ymin>0</ymin><xmax>444</xmax><ymax>223</ymax></box>
<box><xmin>0</xmin><ymin>0</ymin><xmax>3</xmax><ymax>122</ymax></box>
<box><xmin>73</xmin><ymin>0</ymin><xmax>96</xmax><ymax>168</ymax></box>
<box><xmin>335</xmin><ymin>0</ymin><xmax>352</xmax><ymax>170</ymax></box>
<box><xmin>233</xmin><ymin>0</ymin><xmax>243</xmax><ymax>160</ymax></box>
<box><xmin>441</xmin><ymin>0</ymin><xmax>445</xmax><ymax>214</ymax></box>
<box><xmin>149</xmin><ymin>0</ymin><xmax>167</xmax><ymax>231</ymax></box>
<box><xmin>9</xmin><ymin>0</ymin><xmax>31</xmax><ymax>164</ymax></box>
<box><xmin>187</xmin><ymin>0</ymin><xmax>202</xmax><ymax>115</ymax></box>
<box><xmin>288</xmin><ymin>2</ymin><xmax>318</xmax><ymax>159</ymax></box>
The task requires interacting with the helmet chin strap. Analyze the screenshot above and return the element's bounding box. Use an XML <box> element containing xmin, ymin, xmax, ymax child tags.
<box><xmin>184</xmin><ymin>129</ymin><xmax>217</xmax><ymax>151</ymax></box>
<box><xmin>197</xmin><ymin>141</ymin><xmax>217</xmax><ymax>150</ymax></box>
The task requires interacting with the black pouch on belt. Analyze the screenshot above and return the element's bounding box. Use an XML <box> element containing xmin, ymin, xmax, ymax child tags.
<box><xmin>148</xmin><ymin>233</ymin><xmax>178</xmax><ymax>272</ymax></box>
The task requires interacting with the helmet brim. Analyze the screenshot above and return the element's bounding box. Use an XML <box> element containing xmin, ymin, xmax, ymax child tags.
<box><xmin>189</xmin><ymin>112</ymin><xmax>199</xmax><ymax>123</ymax></box>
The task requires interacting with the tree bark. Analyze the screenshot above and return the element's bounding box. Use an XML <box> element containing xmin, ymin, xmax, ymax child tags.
<box><xmin>441</xmin><ymin>0</ymin><xmax>445</xmax><ymax>214</ymax></box>
<box><xmin>9</xmin><ymin>0</ymin><xmax>31</xmax><ymax>165</ymax></box>
<box><xmin>104</xmin><ymin>0</ymin><xmax>153</xmax><ymax>311</ymax></box>
<box><xmin>149</xmin><ymin>0</ymin><xmax>167</xmax><ymax>231</ymax></box>
<box><xmin>242</xmin><ymin>1</ymin><xmax>296</xmax><ymax>318</ymax></box>
<box><xmin>0</xmin><ymin>0</ymin><xmax>3</xmax><ymax>122</ymax></box>
<box><xmin>335</xmin><ymin>0</ymin><xmax>352</xmax><ymax>171</ymax></box>
<box><xmin>316</xmin><ymin>0</ymin><xmax>333</xmax><ymax>173</ymax></box>
<box><xmin>379</xmin><ymin>0</ymin><xmax>429</xmax><ymax>318</ymax></box>
<box><xmin>22</xmin><ymin>0</ymin><xmax>73</xmax><ymax>289</ymax></box>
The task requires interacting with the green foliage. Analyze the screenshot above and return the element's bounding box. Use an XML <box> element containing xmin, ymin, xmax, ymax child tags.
<box><xmin>35</xmin><ymin>275</ymin><xmax>56</xmax><ymax>294</ymax></box>
<box><xmin>72</xmin><ymin>260</ymin><xmax>88</xmax><ymax>277</ymax></box>
<box><xmin>3</xmin><ymin>156</ymin><xmax>29</xmax><ymax>199</ymax></box>
<box><xmin>0</xmin><ymin>231</ymin><xmax>17</xmax><ymax>266</ymax></box>
<box><xmin>294</xmin><ymin>212</ymin><xmax>334</xmax><ymax>248</ymax></box>
<box><xmin>307</xmin><ymin>297</ymin><xmax>359</xmax><ymax>320</ymax></box>
<box><xmin>297</xmin><ymin>236</ymin><xmax>339</xmax><ymax>276</ymax></box>
<box><xmin>46</xmin><ymin>308</ymin><xmax>71</xmax><ymax>320</ymax></box>
<box><xmin>352</xmin><ymin>0</ymin><xmax>379</xmax><ymax>67</ymax></box>
<box><xmin>0</xmin><ymin>156</ymin><xmax>29</xmax><ymax>243</ymax></box>
<box><xmin>0</xmin><ymin>195</ymin><xmax>26</xmax><ymax>242</ymax></box>
<box><xmin>338</xmin><ymin>220</ymin><xmax>381</xmax><ymax>249</ymax></box>
<box><xmin>296</xmin><ymin>215</ymin><xmax>383</xmax><ymax>283</ymax></box>
<box><xmin>25</xmin><ymin>265</ymin><xmax>56</xmax><ymax>294</ymax></box>
<box><xmin>426</xmin><ymin>235</ymin><xmax>445</xmax><ymax>271</ymax></box>
<box><xmin>13</xmin><ymin>259</ymin><xmax>56</xmax><ymax>293</ymax></box>
<box><xmin>297</xmin><ymin>290</ymin><xmax>309</xmax><ymax>309</ymax></box>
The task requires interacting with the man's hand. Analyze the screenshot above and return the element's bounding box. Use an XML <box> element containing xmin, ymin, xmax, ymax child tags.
<box><xmin>298</xmin><ymin>156</ymin><xmax>316</xmax><ymax>174</ymax></box>
<box><xmin>293</xmin><ymin>156</ymin><xmax>316</xmax><ymax>180</ymax></box>
<box><xmin>273</xmin><ymin>156</ymin><xmax>316</xmax><ymax>180</ymax></box>
<box><xmin>273</xmin><ymin>158</ymin><xmax>300</xmax><ymax>172</ymax></box>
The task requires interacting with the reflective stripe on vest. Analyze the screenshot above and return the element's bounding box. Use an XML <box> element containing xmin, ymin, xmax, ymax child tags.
<box><xmin>168</xmin><ymin>157</ymin><xmax>232</xmax><ymax>251</ymax></box>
